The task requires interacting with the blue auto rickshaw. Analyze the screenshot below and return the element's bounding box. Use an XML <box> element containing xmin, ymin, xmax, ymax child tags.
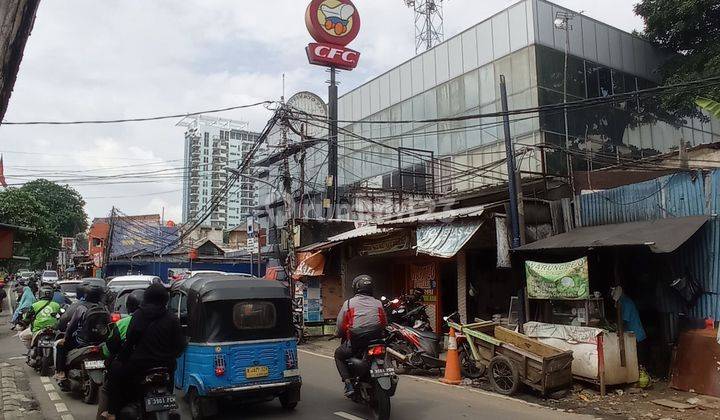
<box><xmin>169</xmin><ymin>274</ymin><xmax>301</xmax><ymax>419</ymax></box>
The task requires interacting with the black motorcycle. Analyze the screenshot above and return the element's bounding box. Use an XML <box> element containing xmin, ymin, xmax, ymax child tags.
<box><xmin>341</xmin><ymin>338</ymin><xmax>398</xmax><ymax>420</ymax></box>
<box><xmin>385</xmin><ymin>320</ymin><xmax>444</xmax><ymax>374</ymax></box>
<box><xmin>117</xmin><ymin>368</ymin><xmax>179</xmax><ymax>420</ymax></box>
<box><xmin>63</xmin><ymin>344</ymin><xmax>106</xmax><ymax>404</ymax></box>
<box><xmin>27</xmin><ymin>326</ymin><xmax>59</xmax><ymax>376</ymax></box>
<box><xmin>381</xmin><ymin>295</ymin><xmax>431</xmax><ymax>330</ymax></box>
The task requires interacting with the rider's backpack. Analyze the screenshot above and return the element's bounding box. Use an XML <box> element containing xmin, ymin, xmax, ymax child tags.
<box><xmin>76</xmin><ymin>304</ymin><xmax>111</xmax><ymax>345</ymax></box>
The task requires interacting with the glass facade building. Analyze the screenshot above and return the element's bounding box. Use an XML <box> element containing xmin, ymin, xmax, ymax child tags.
<box><xmin>303</xmin><ymin>0</ymin><xmax>720</xmax><ymax>195</ymax></box>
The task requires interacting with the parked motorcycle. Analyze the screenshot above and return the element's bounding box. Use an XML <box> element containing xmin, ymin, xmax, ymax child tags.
<box><xmin>337</xmin><ymin>337</ymin><xmax>398</xmax><ymax>420</ymax></box>
<box><xmin>27</xmin><ymin>326</ymin><xmax>60</xmax><ymax>376</ymax></box>
<box><xmin>381</xmin><ymin>294</ymin><xmax>431</xmax><ymax>330</ymax></box>
<box><xmin>385</xmin><ymin>320</ymin><xmax>444</xmax><ymax>374</ymax></box>
<box><xmin>63</xmin><ymin>344</ymin><xmax>106</xmax><ymax>404</ymax></box>
<box><xmin>117</xmin><ymin>367</ymin><xmax>179</xmax><ymax>420</ymax></box>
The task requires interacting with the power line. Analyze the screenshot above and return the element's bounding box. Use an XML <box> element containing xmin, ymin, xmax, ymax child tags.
<box><xmin>1</xmin><ymin>101</ymin><xmax>275</xmax><ymax>126</ymax></box>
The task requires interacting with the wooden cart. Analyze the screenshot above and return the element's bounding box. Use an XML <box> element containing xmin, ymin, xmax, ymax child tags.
<box><xmin>448</xmin><ymin>320</ymin><xmax>573</xmax><ymax>396</ymax></box>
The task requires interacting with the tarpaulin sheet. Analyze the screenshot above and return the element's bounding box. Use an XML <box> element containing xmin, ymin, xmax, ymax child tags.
<box><xmin>416</xmin><ymin>220</ymin><xmax>482</xmax><ymax>258</ymax></box>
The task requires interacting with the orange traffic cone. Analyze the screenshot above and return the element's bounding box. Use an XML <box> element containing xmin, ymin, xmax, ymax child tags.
<box><xmin>440</xmin><ymin>327</ymin><xmax>462</xmax><ymax>385</ymax></box>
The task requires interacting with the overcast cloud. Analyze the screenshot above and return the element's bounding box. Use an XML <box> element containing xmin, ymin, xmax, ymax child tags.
<box><xmin>0</xmin><ymin>0</ymin><xmax>644</xmax><ymax>222</ymax></box>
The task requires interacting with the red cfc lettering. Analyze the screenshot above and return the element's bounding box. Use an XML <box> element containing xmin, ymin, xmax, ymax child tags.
<box><xmin>306</xmin><ymin>42</ymin><xmax>361</xmax><ymax>70</ymax></box>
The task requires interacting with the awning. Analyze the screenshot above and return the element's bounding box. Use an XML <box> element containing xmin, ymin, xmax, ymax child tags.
<box><xmin>296</xmin><ymin>241</ymin><xmax>340</xmax><ymax>253</ymax></box>
<box><xmin>380</xmin><ymin>204</ymin><xmax>486</xmax><ymax>227</ymax></box>
<box><xmin>516</xmin><ymin>215</ymin><xmax>711</xmax><ymax>254</ymax></box>
<box><xmin>328</xmin><ymin>225</ymin><xmax>396</xmax><ymax>242</ymax></box>
<box><xmin>416</xmin><ymin>220</ymin><xmax>483</xmax><ymax>258</ymax></box>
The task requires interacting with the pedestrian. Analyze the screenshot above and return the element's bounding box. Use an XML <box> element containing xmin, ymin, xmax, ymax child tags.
<box><xmin>0</xmin><ymin>281</ymin><xmax>7</xmax><ymax>313</ymax></box>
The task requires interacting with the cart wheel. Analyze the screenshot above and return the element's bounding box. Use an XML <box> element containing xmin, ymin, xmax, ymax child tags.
<box><xmin>489</xmin><ymin>355</ymin><xmax>519</xmax><ymax>395</ymax></box>
<box><xmin>459</xmin><ymin>342</ymin><xmax>484</xmax><ymax>379</ymax></box>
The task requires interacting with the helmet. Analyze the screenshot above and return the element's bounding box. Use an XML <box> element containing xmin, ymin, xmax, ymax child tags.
<box><xmin>84</xmin><ymin>284</ymin><xmax>105</xmax><ymax>304</ymax></box>
<box><xmin>39</xmin><ymin>286</ymin><xmax>54</xmax><ymax>301</ymax></box>
<box><xmin>352</xmin><ymin>275</ymin><xmax>374</xmax><ymax>296</ymax></box>
<box><xmin>126</xmin><ymin>289</ymin><xmax>144</xmax><ymax>314</ymax></box>
<box><xmin>144</xmin><ymin>283</ymin><xmax>169</xmax><ymax>306</ymax></box>
<box><xmin>75</xmin><ymin>283</ymin><xmax>87</xmax><ymax>301</ymax></box>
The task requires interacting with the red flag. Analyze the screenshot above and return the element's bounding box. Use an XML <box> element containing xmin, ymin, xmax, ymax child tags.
<box><xmin>0</xmin><ymin>155</ymin><xmax>7</xmax><ymax>187</ymax></box>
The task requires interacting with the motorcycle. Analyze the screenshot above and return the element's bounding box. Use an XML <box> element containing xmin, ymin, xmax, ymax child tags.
<box><xmin>335</xmin><ymin>336</ymin><xmax>398</xmax><ymax>420</ymax></box>
<box><xmin>27</xmin><ymin>327</ymin><xmax>60</xmax><ymax>376</ymax></box>
<box><xmin>381</xmin><ymin>295</ymin><xmax>431</xmax><ymax>330</ymax></box>
<box><xmin>62</xmin><ymin>344</ymin><xmax>106</xmax><ymax>404</ymax></box>
<box><xmin>385</xmin><ymin>320</ymin><xmax>444</xmax><ymax>374</ymax></box>
<box><xmin>117</xmin><ymin>367</ymin><xmax>179</xmax><ymax>420</ymax></box>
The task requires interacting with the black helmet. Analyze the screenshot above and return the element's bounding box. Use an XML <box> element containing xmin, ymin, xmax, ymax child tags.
<box><xmin>84</xmin><ymin>284</ymin><xmax>105</xmax><ymax>304</ymax></box>
<box><xmin>75</xmin><ymin>283</ymin><xmax>87</xmax><ymax>301</ymax></box>
<box><xmin>144</xmin><ymin>283</ymin><xmax>169</xmax><ymax>306</ymax></box>
<box><xmin>352</xmin><ymin>275</ymin><xmax>374</xmax><ymax>296</ymax></box>
<box><xmin>126</xmin><ymin>289</ymin><xmax>144</xmax><ymax>314</ymax></box>
<box><xmin>39</xmin><ymin>286</ymin><xmax>54</xmax><ymax>301</ymax></box>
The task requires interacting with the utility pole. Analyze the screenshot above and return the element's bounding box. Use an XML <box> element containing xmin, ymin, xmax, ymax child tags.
<box><xmin>102</xmin><ymin>207</ymin><xmax>116</xmax><ymax>278</ymax></box>
<box><xmin>326</xmin><ymin>67</ymin><xmax>338</xmax><ymax>220</ymax></box>
<box><xmin>298</xmin><ymin>124</ymin><xmax>307</xmax><ymax>219</ymax></box>
<box><xmin>554</xmin><ymin>11</ymin><xmax>576</xmax><ymax>178</ymax></box>
<box><xmin>500</xmin><ymin>75</ymin><xmax>521</xmax><ymax>249</ymax></box>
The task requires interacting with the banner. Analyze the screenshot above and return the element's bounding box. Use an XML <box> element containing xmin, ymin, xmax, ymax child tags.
<box><xmin>293</xmin><ymin>251</ymin><xmax>326</xmax><ymax>279</ymax></box>
<box><xmin>526</xmin><ymin>257</ymin><xmax>589</xmax><ymax>300</ymax></box>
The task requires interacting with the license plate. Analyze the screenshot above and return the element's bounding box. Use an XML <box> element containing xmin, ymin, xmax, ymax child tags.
<box><xmin>245</xmin><ymin>365</ymin><xmax>269</xmax><ymax>379</ymax></box>
<box><xmin>84</xmin><ymin>360</ymin><xmax>105</xmax><ymax>370</ymax></box>
<box><xmin>370</xmin><ymin>368</ymin><xmax>395</xmax><ymax>378</ymax></box>
<box><xmin>38</xmin><ymin>340</ymin><xmax>53</xmax><ymax>347</ymax></box>
<box><xmin>145</xmin><ymin>395</ymin><xmax>177</xmax><ymax>412</ymax></box>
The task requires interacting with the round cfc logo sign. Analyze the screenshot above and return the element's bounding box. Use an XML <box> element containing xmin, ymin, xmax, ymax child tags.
<box><xmin>305</xmin><ymin>0</ymin><xmax>361</xmax><ymax>47</ymax></box>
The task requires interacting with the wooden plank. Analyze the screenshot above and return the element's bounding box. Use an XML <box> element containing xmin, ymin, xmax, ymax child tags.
<box><xmin>494</xmin><ymin>326</ymin><xmax>561</xmax><ymax>359</ymax></box>
<box><xmin>464</xmin><ymin>328</ymin><xmax>503</xmax><ymax>346</ymax></box>
<box><xmin>651</xmin><ymin>399</ymin><xmax>695</xmax><ymax>410</ymax></box>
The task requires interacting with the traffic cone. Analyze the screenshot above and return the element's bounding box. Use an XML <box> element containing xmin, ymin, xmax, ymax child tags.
<box><xmin>440</xmin><ymin>327</ymin><xmax>462</xmax><ymax>385</ymax></box>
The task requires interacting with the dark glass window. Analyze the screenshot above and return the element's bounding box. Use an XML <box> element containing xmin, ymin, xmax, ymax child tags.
<box><xmin>201</xmin><ymin>299</ymin><xmax>293</xmax><ymax>342</ymax></box>
<box><xmin>233</xmin><ymin>301</ymin><xmax>276</xmax><ymax>329</ymax></box>
<box><xmin>536</xmin><ymin>45</ymin><xmax>586</xmax><ymax>98</ymax></box>
<box><xmin>598</xmin><ymin>68</ymin><xmax>612</xmax><ymax>97</ymax></box>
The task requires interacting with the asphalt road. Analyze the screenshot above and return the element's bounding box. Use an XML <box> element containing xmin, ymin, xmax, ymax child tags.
<box><xmin>1</xmin><ymin>287</ymin><xmax>590</xmax><ymax>420</ymax></box>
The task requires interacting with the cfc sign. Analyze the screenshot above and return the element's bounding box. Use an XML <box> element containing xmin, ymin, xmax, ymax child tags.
<box><xmin>305</xmin><ymin>0</ymin><xmax>361</xmax><ymax>71</ymax></box>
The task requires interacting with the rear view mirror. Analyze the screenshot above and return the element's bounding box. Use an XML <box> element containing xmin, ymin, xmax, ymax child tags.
<box><xmin>381</xmin><ymin>296</ymin><xmax>387</xmax><ymax>301</ymax></box>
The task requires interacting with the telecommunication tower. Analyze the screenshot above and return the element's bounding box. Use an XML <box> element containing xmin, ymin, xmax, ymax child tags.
<box><xmin>404</xmin><ymin>0</ymin><xmax>446</xmax><ymax>54</ymax></box>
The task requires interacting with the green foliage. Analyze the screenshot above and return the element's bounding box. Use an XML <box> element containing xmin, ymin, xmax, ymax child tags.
<box><xmin>697</xmin><ymin>97</ymin><xmax>720</xmax><ymax>119</ymax></box>
<box><xmin>635</xmin><ymin>0</ymin><xmax>720</xmax><ymax>119</ymax></box>
<box><xmin>0</xmin><ymin>180</ymin><xmax>87</xmax><ymax>269</ymax></box>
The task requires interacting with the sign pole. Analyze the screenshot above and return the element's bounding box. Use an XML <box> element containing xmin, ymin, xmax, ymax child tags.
<box><xmin>500</xmin><ymin>75</ymin><xmax>521</xmax><ymax>249</ymax></box>
<box><xmin>327</xmin><ymin>66</ymin><xmax>338</xmax><ymax>220</ymax></box>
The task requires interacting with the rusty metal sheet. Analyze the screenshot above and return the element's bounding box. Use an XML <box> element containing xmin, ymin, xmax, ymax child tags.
<box><xmin>670</xmin><ymin>329</ymin><xmax>720</xmax><ymax>397</ymax></box>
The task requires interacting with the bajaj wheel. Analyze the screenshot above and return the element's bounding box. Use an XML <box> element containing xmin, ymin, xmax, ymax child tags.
<box><xmin>279</xmin><ymin>393</ymin><xmax>298</xmax><ymax>410</ymax></box>
<box><xmin>372</xmin><ymin>385</ymin><xmax>391</xmax><ymax>420</ymax></box>
<box><xmin>488</xmin><ymin>355</ymin><xmax>519</xmax><ymax>396</ymax></box>
<box><xmin>81</xmin><ymin>378</ymin><xmax>99</xmax><ymax>404</ymax></box>
<box><xmin>188</xmin><ymin>388</ymin><xmax>212</xmax><ymax>420</ymax></box>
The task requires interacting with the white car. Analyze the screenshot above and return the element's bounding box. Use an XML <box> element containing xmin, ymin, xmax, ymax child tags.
<box><xmin>107</xmin><ymin>275</ymin><xmax>162</xmax><ymax>291</ymax></box>
<box><xmin>40</xmin><ymin>270</ymin><xmax>59</xmax><ymax>285</ymax></box>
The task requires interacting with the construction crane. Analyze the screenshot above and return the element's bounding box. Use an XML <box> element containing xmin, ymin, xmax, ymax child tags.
<box><xmin>404</xmin><ymin>0</ymin><xmax>446</xmax><ymax>54</ymax></box>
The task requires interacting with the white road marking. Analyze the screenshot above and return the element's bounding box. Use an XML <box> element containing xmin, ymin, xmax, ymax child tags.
<box><xmin>40</xmin><ymin>376</ymin><xmax>51</xmax><ymax>383</ymax></box>
<box><xmin>334</xmin><ymin>412</ymin><xmax>366</xmax><ymax>420</ymax></box>
<box><xmin>55</xmin><ymin>402</ymin><xmax>68</xmax><ymax>413</ymax></box>
<box><xmin>61</xmin><ymin>415</ymin><xmax>74</xmax><ymax>420</ymax></box>
<box><xmin>8</xmin><ymin>356</ymin><xmax>25</xmax><ymax>360</ymax></box>
<box><xmin>43</xmin><ymin>383</ymin><xmax>55</xmax><ymax>391</ymax></box>
<box><xmin>48</xmin><ymin>391</ymin><xmax>61</xmax><ymax>401</ymax></box>
<box><xmin>298</xmin><ymin>348</ymin><xmax>333</xmax><ymax>360</ymax></box>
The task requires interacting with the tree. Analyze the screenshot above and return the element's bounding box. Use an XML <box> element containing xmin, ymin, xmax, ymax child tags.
<box><xmin>0</xmin><ymin>188</ymin><xmax>57</xmax><ymax>268</ymax></box>
<box><xmin>635</xmin><ymin>0</ymin><xmax>720</xmax><ymax>119</ymax></box>
<box><xmin>20</xmin><ymin>179</ymin><xmax>88</xmax><ymax>236</ymax></box>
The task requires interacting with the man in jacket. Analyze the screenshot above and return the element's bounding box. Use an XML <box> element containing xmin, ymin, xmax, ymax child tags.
<box><xmin>334</xmin><ymin>275</ymin><xmax>387</xmax><ymax>397</ymax></box>
<box><xmin>58</xmin><ymin>283</ymin><xmax>87</xmax><ymax>332</ymax></box>
<box><xmin>19</xmin><ymin>287</ymin><xmax>60</xmax><ymax>348</ymax></box>
<box><xmin>105</xmin><ymin>283</ymin><xmax>186</xmax><ymax>419</ymax></box>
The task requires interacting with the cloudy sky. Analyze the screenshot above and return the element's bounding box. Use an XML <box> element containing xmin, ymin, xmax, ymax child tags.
<box><xmin>0</xmin><ymin>0</ymin><xmax>644</xmax><ymax>222</ymax></box>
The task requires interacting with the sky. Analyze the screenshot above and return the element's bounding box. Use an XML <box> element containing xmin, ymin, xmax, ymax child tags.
<box><xmin>0</xmin><ymin>0</ymin><xmax>645</xmax><ymax>223</ymax></box>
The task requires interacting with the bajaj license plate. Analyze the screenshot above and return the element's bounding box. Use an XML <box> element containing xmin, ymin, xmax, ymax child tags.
<box><xmin>84</xmin><ymin>360</ymin><xmax>105</xmax><ymax>370</ymax></box>
<box><xmin>145</xmin><ymin>395</ymin><xmax>177</xmax><ymax>412</ymax></box>
<box><xmin>370</xmin><ymin>368</ymin><xmax>395</xmax><ymax>378</ymax></box>
<box><xmin>245</xmin><ymin>366</ymin><xmax>269</xmax><ymax>379</ymax></box>
<box><xmin>38</xmin><ymin>340</ymin><xmax>53</xmax><ymax>348</ymax></box>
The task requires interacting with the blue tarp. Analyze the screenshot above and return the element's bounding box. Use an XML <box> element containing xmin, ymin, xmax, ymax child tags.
<box><xmin>109</xmin><ymin>219</ymin><xmax>179</xmax><ymax>259</ymax></box>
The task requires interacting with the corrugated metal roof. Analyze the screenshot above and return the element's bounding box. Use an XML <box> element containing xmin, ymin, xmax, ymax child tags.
<box><xmin>578</xmin><ymin>170</ymin><xmax>720</xmax><ymax>320</ymax></box>
<box><xmin>327</xmin><ymin>225</ymin><xmax>397</xmax><ymax>242</ymax></box>
<box><xmin>296</xmin><ymin>241</ymin><xmax>340</xmax><ymax>253</ymax></box>
<box><xmin>517</xmin><ymin>215</ymin><xmax>710</xmax><ymax>253</ymax></box>
<box><xmin>379</xmin><ymin>204</ymin><xmax>487</xmax><ymax>227</ymax></box>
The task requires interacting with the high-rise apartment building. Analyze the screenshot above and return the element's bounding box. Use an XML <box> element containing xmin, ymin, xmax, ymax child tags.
<box><xmin>179</xmin><ymin>115</ymin><xmax>260</xmax><ymax>230</ymax></box>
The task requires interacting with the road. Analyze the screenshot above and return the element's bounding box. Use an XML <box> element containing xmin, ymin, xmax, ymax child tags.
<box><xmin>0</xmin><ymin>288</ymin><xmax>589</xmax><ymax>420</ymax></box>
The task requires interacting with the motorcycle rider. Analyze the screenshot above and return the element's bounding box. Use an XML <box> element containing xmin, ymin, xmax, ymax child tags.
<box><xmin>334</xmin><ymin>275</ymin><xmax>387</xmax><ymax>397</ymax></box>
<box><xmin>57</xmin><ymin>283</ymin><xmax>87</xmax><ymax>331</ymax></box>
<box><xmin>104</xmin><ymin>283</ymin><xmax>186</xmax><ymax>419</ymax></box>
<box><xmin>19</xmin><ymin>286</ymin><xmax>60</xmax><ymax>348</ymax></box>
<box><xmin>96</xmin><ymin>290</ymin><xmax>143</xmax><ymax>420</ymax></box>
<box><xmin>54</xmin><ymin>283</ymin><xmax>106</xmax><ymax>381</ymax></box>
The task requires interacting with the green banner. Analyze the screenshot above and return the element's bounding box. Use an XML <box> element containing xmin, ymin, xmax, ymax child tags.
<box><xmin>526</xmin><ymin>257</ymin><xmax>589</xmax><ymax>300</ymax></box>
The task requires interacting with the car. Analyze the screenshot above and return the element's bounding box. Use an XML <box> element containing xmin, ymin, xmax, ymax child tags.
<box><xmin>106</xmin><ymin>275</ymin><xmax>162</xmax><ymax>291</ymax></box>
<box><xmin>57</xmin><ymin>280</ymin><xmax>82</xmax><ymax>301</ymax></box>
<box><xmin>40</xmin><ymin>270</ymin><xmax>59</xmax><ymax>285</ymax></box>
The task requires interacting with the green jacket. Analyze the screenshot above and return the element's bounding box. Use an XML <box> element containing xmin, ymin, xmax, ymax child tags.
<box><xmin>26</xmin><ymin>300</ymin><xmax>61</xmax><ymax>333</ymax></box>
<box><xmin>102</xmin><ymin>315</ymin><xmax>132</xmax><ymax>358</ymax></box>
